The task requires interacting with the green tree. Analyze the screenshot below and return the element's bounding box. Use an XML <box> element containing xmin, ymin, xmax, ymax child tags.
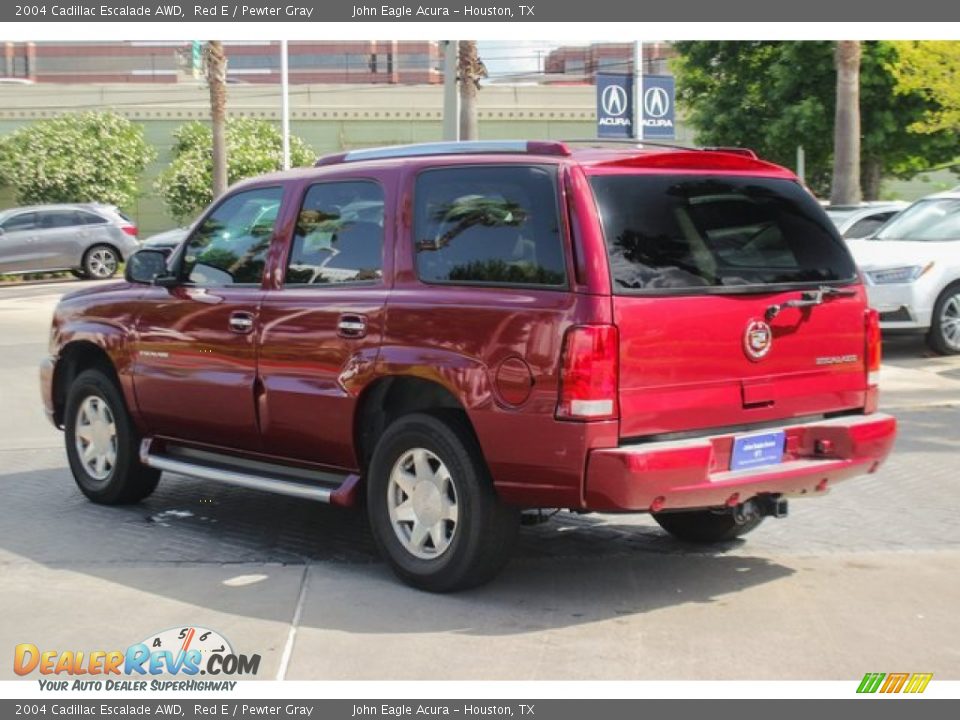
<box><xmin>205</xmin><ymin>40</ymin><xmax>229</xmax><ymax>200</ymax></box>
<box><xmin>0</xmin><ymin>111</ymin><xmax>154</xmax><ymax>207</ymax></box>
<box><xmin>831</xmin><ymin>41</ymin><xmax>862</xmax><ymax>204</ymax></box>
<box><xmin>673</xmin><ymin>41</ymin><xmax>960</xmax><ymax>199</ymax></box>
<box><xmin>889</xmin><ymin>41</ymin><xmax>960</xmax><ymax>134</ymax></box>
<box><xmin>156</xmin><ymin>117</ymin><xmax>314</xmax><ymax>221</ymax></box>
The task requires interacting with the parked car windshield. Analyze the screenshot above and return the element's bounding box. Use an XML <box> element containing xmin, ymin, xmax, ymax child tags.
<box><xmin>873</xmin><ymin>198</ymin><xmax>960</xmax><ymax>242</ymax></box>
<box><xmin>590</xmin><ymin>174</ymin><xmax>856</xmax><ymax>292</ymax></box>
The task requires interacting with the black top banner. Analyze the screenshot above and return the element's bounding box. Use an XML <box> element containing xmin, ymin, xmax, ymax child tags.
<box><xmin>6</xmin><ymin>0</ymin><xmax>960</xmax><ymax>22</ymax></box>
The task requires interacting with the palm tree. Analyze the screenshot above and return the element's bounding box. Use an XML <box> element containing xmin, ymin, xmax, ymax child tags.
<box><xmin>205</xmin><ymin>41</ymin><xmax>228</xmax><ymax>200</ymax></box>
<box><xmin>458</xmin><ymin>41</ymin><xmax>487</xmax><ymax>141</ymax></box>
<box><xmin>830</xmin><ymin>41</ymin><xmax>862</xmax><ymax>205</ymax></box>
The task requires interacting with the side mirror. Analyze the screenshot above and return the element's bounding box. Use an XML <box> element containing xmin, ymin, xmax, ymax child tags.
<box><xmin>125</xmin><ymin>249</ymin><xmax>175</xmax><ymax>286</ymax></box>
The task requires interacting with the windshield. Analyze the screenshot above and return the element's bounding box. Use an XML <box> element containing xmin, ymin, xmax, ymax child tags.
<box><xmin>874</xmin><ymin>198</ymin><xmax>960</xmax><ymax>241</ymax></box>
<box><xmin>590</xmin><ymin>174</ymin><xmax>856</xmax><ymax>292</ymax></box>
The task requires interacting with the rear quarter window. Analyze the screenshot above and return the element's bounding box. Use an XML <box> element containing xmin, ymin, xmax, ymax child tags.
<box><xmin>414</xmin><ymin>165</ymin><xmax>567</xmax><ymax>288</ymax></box>
<box><xmin>589</xmin><ymin>174</ymin><xmax>856</xmax><ymax>293</ymax></box>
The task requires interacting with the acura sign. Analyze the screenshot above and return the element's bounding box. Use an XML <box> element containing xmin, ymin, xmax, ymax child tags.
<box><xmin>596</xmin><ymin>73</ymin><xmax>675</xmax><ymax>140</ymax></box>
<box><xmin>596</xmin><ymin>74</ymin><xmax>633</xmax><ymax>138</ymax></box>
<box><xmin>643</xmin><ymin>75</ymin><xmax>675</xmax><ymax>139</ymax></box>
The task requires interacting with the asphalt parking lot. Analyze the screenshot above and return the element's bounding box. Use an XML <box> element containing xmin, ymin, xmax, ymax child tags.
<box><xmin>1</xmin><ymin>279</ymin><xmax>959</xmax><ymax>681</ymax></box>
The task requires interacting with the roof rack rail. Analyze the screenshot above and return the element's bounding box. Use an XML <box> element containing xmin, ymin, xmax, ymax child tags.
<box><xmin>314</xmin><ymin>140</ymin><xmax>571</xmax><ymax>167</ymax></box>
<box><xmin>562</xmin><ymin>138</ymin><xmax>696</xmax><ymax>152</ymax></box>
<box><xmin>563</xmin><ymin>138</ymin><xmax>758</xmax><ymax>158</ymax></box>
<box><xmin>701</xmin><ymin>146</ymin><xmax>758</xmax><ymax>159</ymax></box>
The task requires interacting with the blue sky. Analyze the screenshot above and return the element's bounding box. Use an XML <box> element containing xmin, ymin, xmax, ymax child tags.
<box><xmin>477</xmin><ymin>41</ymin><xmax>580</xmax><ymax>78</ymax></box>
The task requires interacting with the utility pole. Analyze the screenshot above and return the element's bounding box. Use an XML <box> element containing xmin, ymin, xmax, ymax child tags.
<box><xmin>442</xmin><ymin>41</ymin><xmax>460</xmax><ymax>141</ymax></box>
<box><xmin>206</xmin><ymin>41</ymin><xmax>228</xmax><ymax>199</ymax></box>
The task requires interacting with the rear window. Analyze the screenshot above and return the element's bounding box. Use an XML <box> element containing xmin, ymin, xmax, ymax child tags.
<box><xmin>590</xmin><ymin>174</ymin><xmax>856</xmax><ymax>293</ymax></box>
<box><xmin>414</xmin><ymin>165</ymin><xmax>566</xmax><ymax>288</ymax></box>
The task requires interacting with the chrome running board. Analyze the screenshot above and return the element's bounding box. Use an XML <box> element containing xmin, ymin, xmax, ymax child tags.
<box><xmin>140</xmin><ymin>439</ymin><xmax>360</xmax><ymax>505</ymax></box>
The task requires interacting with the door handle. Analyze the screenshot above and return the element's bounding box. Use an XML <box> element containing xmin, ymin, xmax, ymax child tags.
<box><xmin>338</xmin><ymin>314</ymin><xmax>367</xmax><ymax>339</ymax></box>
<box><xmin>228</xmin><ymin>311</ymin><xmax>255</xmax><ymax>334</ymax></box>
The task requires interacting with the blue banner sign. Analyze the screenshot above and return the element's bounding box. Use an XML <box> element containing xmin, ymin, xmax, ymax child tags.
<box><xmin>597</xmin><ymin>73</ymin><xmax>676</xmax><ymax>140</ymax></box>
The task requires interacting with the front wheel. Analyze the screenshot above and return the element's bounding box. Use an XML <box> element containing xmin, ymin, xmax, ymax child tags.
<box><xmin>654</xmin><ymin>508</ymin><xmax>764</xmax><ymax>543</ymax></box>
<box><xmin>366</xmin><ymin>412</ymin><xmax>520</xmax><ymax>592</ymax></box>
<box><xmin>927</xmin><ymin>282</ymin><xmax>960</xmax><ymax>355</ymax></box>
<box><xmin>64</xmin><ymin>368</ymin><xmax>160</xmax><ymax>504</ymax></box>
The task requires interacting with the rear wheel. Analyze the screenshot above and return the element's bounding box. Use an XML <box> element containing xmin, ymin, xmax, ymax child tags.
<box><xmin>64</xmin><ymin>368</ymin><xmax>160</xmax><ymax>504</ymax></box>
<box><xmin>927</xmin><ymin>282</ymin><xmax>960</xmax><ymax>355</ymax></box>
<box><xmin>367</xmin><ymin>412</ymin><xmax>520</xmax><ymax>592</ymax></box>
<box><xmin>654</xmin><ymin>508</ymin><xmax>764</xmax><ymax>543</ymax></box>
<box><xmin>82</xmin><ymin>245</ymin><xmax>120</xmax><ymax>279</ymax></box>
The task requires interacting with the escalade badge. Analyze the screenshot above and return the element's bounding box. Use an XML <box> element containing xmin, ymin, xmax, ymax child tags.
<box><xmin>744</xmin><ymin>319</ymin><xmax>773</xmax><ymax>361</ymax></box>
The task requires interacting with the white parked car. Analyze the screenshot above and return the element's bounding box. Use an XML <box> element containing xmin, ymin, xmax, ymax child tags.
<box><xmin>847</xmin><ymin>190</ymin><xmax>960</xmax><ymax>354</ymax></box>
<box><xmin>824</xmin><ymin>201</ymin><xmax>907</xmax><ymax>239</ymax></box>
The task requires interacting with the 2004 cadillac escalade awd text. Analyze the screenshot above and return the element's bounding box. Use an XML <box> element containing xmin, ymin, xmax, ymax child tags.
<box><xmin>40</xmin><ymin>141</ymin><xmax>897</xmax><ymax>592</ymax></box>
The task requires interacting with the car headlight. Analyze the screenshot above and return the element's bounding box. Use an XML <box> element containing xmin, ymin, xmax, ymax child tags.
<box><xmin>866</xmin><ymin>263</ymin><xmax>934</xmax><ymax>284</ymax></box>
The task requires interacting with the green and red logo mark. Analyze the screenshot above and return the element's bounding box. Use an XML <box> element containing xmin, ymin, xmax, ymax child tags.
<box><xmin>857</xmin><ymin>672</ymin><xmax>933</xmax><ymax>694</ymax></box>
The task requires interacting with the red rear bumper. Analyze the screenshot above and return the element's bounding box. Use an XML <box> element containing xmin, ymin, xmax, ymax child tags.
<box><xmin>584</xmin><ymin>413</ymin><xmax>896</xmax><ymax>512</ymax></box>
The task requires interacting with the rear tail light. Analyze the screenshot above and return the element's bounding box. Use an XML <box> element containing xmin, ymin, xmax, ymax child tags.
<box><xmin>557</xmin><ymin>324</ymin><xmax>619</xmax><ymax>421</ymax></box>
<box><xmin>120</xmin><ymin>224</ymin><xmax>138</xmax><ymax>237</ymax></box>
<box><xmin>865</xmin><ymin>308</ymin><xmax>882</xmax><ymax>386</ymax></box>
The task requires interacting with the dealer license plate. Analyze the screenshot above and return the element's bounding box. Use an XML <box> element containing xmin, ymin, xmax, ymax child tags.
<box><xmin>730</xmin><ymin>430</ymin><xmax>786</xmax><ymax>472</ymax></box>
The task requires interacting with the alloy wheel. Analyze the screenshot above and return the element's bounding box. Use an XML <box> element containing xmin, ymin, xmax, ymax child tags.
<box><xmin>74</xmin><ymin>395</ymin><xmax>118</xmax><ymax>483</ymax></box>
<box><xmin>387</xmin><ymin>447</ymin><xmax>459</xmax><ymax>560</ymax></box>
<box><xmin>87</xmin><ymin>248</ymin><xmax>118</xmax><ymax>278</ymax></box>
<box><xmin>940</xmin><ymin>293</ymin><xmax>960</xmax><ymax>351</ymax></box>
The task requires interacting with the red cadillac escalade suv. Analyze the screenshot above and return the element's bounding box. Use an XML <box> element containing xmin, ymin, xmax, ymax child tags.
<box><xmin>40</xmin><ymin>140</ymin><xmax>896</xmax><ymax>591</ymax></box>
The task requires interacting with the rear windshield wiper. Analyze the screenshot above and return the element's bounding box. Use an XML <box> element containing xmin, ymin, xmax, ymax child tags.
<box><xmin>765</xmin><ymin>286</ymin><xmax>857</xmax><ymax>321</ymax></box>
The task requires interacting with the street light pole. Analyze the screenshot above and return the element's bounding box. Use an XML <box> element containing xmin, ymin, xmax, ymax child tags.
<box><xmin>280</xmin><ymin>40</ymin><xmax>290</xmax><ymax>171</ymax></box>
<box><xmin>633</xmin><ymin>40</ymin><xmax>644</xmax><ymax>142</ymax></box>
<box><xmin>442</xmin><ymin>41</ymin><xmax>460</xmax><ymax>141</ymax></box>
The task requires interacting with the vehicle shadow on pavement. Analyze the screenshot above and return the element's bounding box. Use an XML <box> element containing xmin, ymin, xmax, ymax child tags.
<box><xmin>0</xmin><ymin>465</ymin><xmax>795</xmax><ymax>638</ymax></box>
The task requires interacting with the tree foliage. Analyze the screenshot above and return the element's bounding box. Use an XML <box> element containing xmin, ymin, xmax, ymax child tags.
<box><xmin>673</xmin><ymin>41</ymin><xmax>960</xmax><ymax>198</ymax></box>
<box><xmin>0</xmin><ymin>111</ymin><xmax>154</xmax><ymax>207</ymax></box>
<box><xmin>889</xmin><ymin>41</ymin><xmax>960</xmax><ymax>134</ymax></box>
<box><xmin>156</xmin><ymin>117</ymin><xmax>314</xmax><ymax>221</ymax></box>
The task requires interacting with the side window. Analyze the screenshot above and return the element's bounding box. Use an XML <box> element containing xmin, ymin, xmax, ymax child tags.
<box><xmin>414</xmin><ymin>165</ymin><xmax>566</xmax><ymax>288</ymax></box>
<box><xmin>286</xmin><ymin>181</ymin><xmax>384</xmax><ymax>286</ymax></box>
<box><xmin>38</xmin><ymin>211</ymin><xmax>80</xmax><ymax>229</ymax></box>
<box><xmin>182</xmin><ymin>187</ymin><xmax>284</xmax><ymax>286</ymax></box>
<box><xmin>1</xmin><ymin>212</ymin><xmax>37</xmax><ymax>232</ymax></box>
<box><xmin>845</xmin><ymin>213</ymin><xmax>895</xmax><ymax>239</ymax></box>
<box><xmin>76</xmin><ymin>211</ymin><xmax>108</xmax><ymax>226</ymax></box>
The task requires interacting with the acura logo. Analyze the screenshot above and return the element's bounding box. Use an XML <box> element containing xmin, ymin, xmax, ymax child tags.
<box><xmin>644</xmin><ymin>86</ymin><xmax>670</xmax><ymax>118</ymax></box>
<box><xmin>601</xmin><ymin>85</ymin><xmax>628</xmax><ymax>117</ymax></box>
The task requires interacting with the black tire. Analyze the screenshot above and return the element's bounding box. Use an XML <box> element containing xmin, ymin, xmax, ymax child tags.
<box><xmin>64</xmin><ymin>368</ymin><xmax>160</xmax><ymax>505</ymax></box>
<box><xmin>366</xmin><ymin>412</ymin><xmax>520</xmax><ymax>592</ymax></box>
<box><xmin>82</xmin><ymin>245</ymin><xmax>120</xmax><ymax>280</ymax></box>
<box><xmin>926</xmin><ymin>282</ymin><xmax>960</xmax><ymax>355</ymax></box>
<box><xmin>653</xmin><ymin>508</ymin><xmax>764</xmax><ymax>543</ymax></box>
<box><xmin>69</xmin><ymin>269</ymin><xmax>86</xmax><ymax>280</ymax></box>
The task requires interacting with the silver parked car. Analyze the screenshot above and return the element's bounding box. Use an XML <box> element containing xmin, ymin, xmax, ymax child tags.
<box><xmin>0</xmin><ymin>203</ymin><xmax>140</xmax><ymax>279</ymax></box>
